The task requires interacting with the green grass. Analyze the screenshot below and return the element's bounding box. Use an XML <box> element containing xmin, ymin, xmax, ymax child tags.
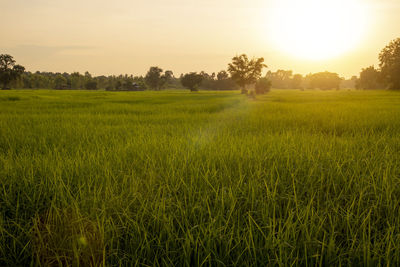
<box><xmin>1</xmin><ymin>89</ymin><xmax>400</xmax><ymax>266</ymax></box>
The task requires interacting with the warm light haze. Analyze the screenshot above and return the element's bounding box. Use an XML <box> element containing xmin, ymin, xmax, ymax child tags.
<box><xmin>267</xmin><ymin>0</ymin><xmax>368</xmax><ymax>60</ymax></box>
<box><xmin>1</xmin><ymin>0</ymin><xmax>399</xmax><ymax>77</ymax></box>
<box><xmin>2</xmin><ymin>0</ymin><xmax>400</xmax><ymax>266</ymax></box>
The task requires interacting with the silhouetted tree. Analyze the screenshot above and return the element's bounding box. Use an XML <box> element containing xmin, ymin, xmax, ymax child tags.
<box><xmin>356</xmin><ymin>66</ymin><xmax>382</xmax><ymax>90</ymax></box>
<box><xmin>309</xmin><ymin>71</ymin><xmax>342</xmax><ymax>90</ymax></box>
<box><xmin>70</xmin><ymin>72</ymin><xmax>84</xmax><ymax>89</ymax></box>
<box><xmin>379</xmin><ymin>38</ymin><xmax>400</xmax><ymax>90</ymax></box>
<box><xmin>255</xmin><ymin>77</ymin><xmax>272</xmax><ymax>94</ymax></box>
<box><xmin>266</xmin><ymin>70</ymin><xmax>293</xmax><ymax>89</ymax></box>
<box><xmin>228</xmin><ymin>54</ymin><xmax>267</xmax><ymax>94</ymax></box>
<box><xmin>85</xmin><ymin>80</ymin><xmax>98</xmax><ymax>90</ymax></box>
<box><xmin>181</xmin><ymin>72</ymin><xmax>203</xmax><ymax>91</ymax></box>
<box><xmin>341</xmin><ymin>76</ymin><xmax>358</xmax><ymax>89</ymax></box>
<box><xmin>0</xmin><ymin>54</ymin><xmax>25</xmax><ymax>89</ymax></box>
<box><xmin>217</xmin><ymin>70</ymin><xmax>229</xmax><ymax>81</ymax></box>
<box><xmin>145</xmin><ymin>67</ymin><xmax>172</xmax><ymax>90</ymax></box>
<box><xmin>196</xmin><ymin>70</ymin><xmax>238</xmax><ymax>91</ymax></box>
<box><xmin>54</xmin><ymin>74</ymin><xmax>68</xmax><ymax>89</ymax></box>
<box><xmin>291</xmin><ymin>74</ymin><xmax>303</xmax><ymax>89</ymax></box>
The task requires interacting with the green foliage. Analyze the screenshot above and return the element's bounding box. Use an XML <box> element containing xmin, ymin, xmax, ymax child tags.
<box><xmin>254</xmin><ymin>77</ymin><xmax>271</xmax><ymax>94</ymax></box>
<box><xmin>54</xmin><ymin>74</ymin><xmax>68</xmax><ymax>90</ymax></box>
<box><xmin>291</xmin><ymin>74</ymin><xmax>303</xmax><ymax>89</ymax></box>
<box><xmin>84</xmin><ymin>80</ymin><xmax>98</xmax><ymax>90</ymax></box>
<box><xmin>307</xmin><ymin>71</ymin><xmax>342</xmax><ymax>90</ymax></box>
<box><xmin>379</xmin><ymin>38</ymin><xmax>400</xmax><ymax>90</ymax></box>
<box><xmin>11</xmin><ymin>71</ymin><xmax>149</xmax><ymax>91</ymax></box>
<box><xmin>228</xmin><ymin>54</ymin><xmax>267</xmax><ymax>94</ymax></box>
<box><xmin>181</xmin><ymin>72</ymin><xmax>203</xmax><ymax>91</ymax></box>
<box><xmin>145</xmin><ymin>67</ymin><xmax>173</xmax><ymax>90</ymax></box>
<box><xmin>193</xmin><ymin>71</ymin><xmax>238</xmax><ymax>91</ymax></box>
<box><xmin>266</xmin><ymin>70</ymin><xmax>294</xmax><ymax>89</ymax></box>
<box><xmin>217</xmin><ymin>70</ymin><xmax>229</xmax><ymax>81</ymax></box>
<box><xmin>1</xmin><ymin>90</ymin><xmax>400</xmax><ymax>265</ymax></box>
<box><xmin>0</xmin><ymin>54</ymin><xmax>25</xmax><ymax>89</ymax></box>
<box><xmin>356</xmin><ymin>66</ymin><xmax>383</xmax><ymax>90</ymax></box>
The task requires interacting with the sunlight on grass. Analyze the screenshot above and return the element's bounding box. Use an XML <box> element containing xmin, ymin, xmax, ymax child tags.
<box><xmin>1</xmin><ymin>89</ymin><xmax>400</xmax><ymax>265</ymax></box>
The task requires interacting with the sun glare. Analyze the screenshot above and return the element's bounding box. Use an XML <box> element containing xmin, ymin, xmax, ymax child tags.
<box><xmin>267</xmin><ymin>0</ymin><xmax>368</xmax><ymax>60</ymax></box>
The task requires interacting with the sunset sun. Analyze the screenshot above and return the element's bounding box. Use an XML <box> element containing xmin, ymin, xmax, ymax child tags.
<box><xmin>268</xmin><ymin>0</ymin><xmax>368</xmax><ymax>60</ymax></box>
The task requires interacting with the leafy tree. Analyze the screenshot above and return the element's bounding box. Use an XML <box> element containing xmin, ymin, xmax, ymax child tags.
<box><xmin>255</xmin><ymin>77</ymin><xmax>272</xmax><ymax>94</ymax></box>
<box><xmin>309</xmin><ymin>71</ymin><xmax>342</xmax><ymax>90</ymax></box>
<box><xmin>266</xmin><ymin>70</ymin><xmax>293</xmax><ymax>89</ymax></box>
<box><xmin>20</xmin><ymin>72</ymin><xmax>32</xmax><ymax>88</ymax></box>
<box><xmin>213</xmin><ymin>70</ymin><xmax>238</xmax><ymax>90</ymax></box>
<box><xmin>70</xmin><ymin>72</ymin><xmax>84</xmax><ymax>89</ymax></box>
<box><xmin>85</xmin><ymin>80</ymin><xmax>98</xmax><ymax>90</ymax></box>
<box><xmin>145</xmin><ymin>67</ymin><xmax>172</xmax><ymax>90</ymax></box>
<box><xmin>54</xmin><ymin>74</ymin><xmax>68</xmax><ymax>89</ymax></box>
<box><xmin>0</xmin><ymin>54</ymin><xmax>25</xmax><ymax>89</ymax></box>
<box><xmin>164</xmin><ymin>70</ymin><xmax>174</xmax><ymax>80</ymax></box>
<box><xmin>341</xmin><ymin>76</ymin><xmax>358</xmax><ymax>89</ymax></box>
<box><xmin>227</xmin><ymin>54</ymin><xmax>267</xmax><ymax>94</ymax></box>
<box><xmin>217</xmin><ymin>70</ymin><xmax>229</xmax><ymax>81</ymax></box>
<box><xmin>181</xmin><ymin>72</ymin><xmax>203</xmax><ymax>91</ymax></box>
<box><xmin>194</xmin><ymin>70</ymin><xmax>237</xmax><ymax>91</ymax></box>
<box><xmin>291</xmin><ymin>74</ymin><xmax>303</xmax><ymax>89</ymax></box>
<box><xmin>379</xmin><ymin>38</ymin><xmax>400</xmax><ymax>90</ymax></box>
<box><xmin>145</xmin><ymin>67</ymin><xmax>163</xmax><ymax>90</ymax></box>
<box><xmin>356</xmin><ymin>66</ymin><xmax>382</xmax><ymax>90</ymax></box>
<box><xmin>30</xmin><ymin>72</ymin><xmax>47</xmax><ymax>88</ymax></box>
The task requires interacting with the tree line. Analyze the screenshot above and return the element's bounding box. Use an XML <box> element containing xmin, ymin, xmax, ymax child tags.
<box><xmin>0</xmin><ymin>64</ymin><xmax>241</xmax><ymax>92</ymax></box>
<box><xmin>1</xmin><ymin>38</ymin><xmax>400</xmax><ymax>92</ymax></box>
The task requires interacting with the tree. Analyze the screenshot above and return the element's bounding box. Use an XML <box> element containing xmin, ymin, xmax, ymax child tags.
<box><xmin>356</xmin><ymin>66</ymin><xmax>382</xmax><ymax>90</ymax></box>
<box><xmin>70</xmin><ymin>72</ymin><xmax>84</xmax><ymax>89</ymax></box>
<box><xmin>266</xmin><ymin>70</ymin><xmax>293</xmax><ymax>89</ymax></box>
<box><xmin>291</xmin><ymin>74</ymin><xmax>303</xmax><ymax>89</ymax></box>
<box><xmin>308</xmin><ymin>71</ymin><xmax>342</xmax><ymax>90</ymax></box>
<box><xmin>379</xmin><ymin>38</ymin><xmax>400</xmax><ymax>90</ymax></box>
<box><xmin>227</xmin><ymin>54</ymin><xmax>267</xmax><ymax>94</ymax></box>
<box><xmin>217</xmin><ymin>70</ymin><xmax>229</xmax><ymax>81</ymax></box>
<box><xmin>181</xmin><ymin>72</ymin><xmax>203</xmax><ymax>91</ymax></box>
<box><xmin>341</xmin><ymin>76</ymin><xmax>358</xmax><ymax>89</ymax></box>
<box><xmin>85</xmin><ymin>80</ymin><xmax>98</xmax><ymax>90</ymax></box>
<box><xmin>164</xmin><ymin>70</ymin><xmax>174</xmax><ymax>80</ymax></box>
<box><xmin>145</xmin><ymin>67</ymin><xmax>172</xmax><ymax>90</ymax></box>
<box><xmin>54</xmin><ymin>74</ymin><xmax>68</xmax><ymax>89</ymax></box>
<box><xmin>0</xmin><ymin>54</ymin><xmax>25</xmax><ymax>89</ymax></box>
<box><xmin>255</xmin><ymin>77</ymin><xmax>272</xmax><ymax>94</ymax></box>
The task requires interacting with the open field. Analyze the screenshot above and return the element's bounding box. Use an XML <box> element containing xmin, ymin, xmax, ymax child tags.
<box><xmin>1</xmin><ymin>89</ymin><xmax>400</xmax><ymax>265</ymax></box>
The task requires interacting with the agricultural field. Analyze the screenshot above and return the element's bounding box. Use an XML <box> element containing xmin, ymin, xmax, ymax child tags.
<box><xmin>1</xmin><ymin>89</ymin><xmax>400</xmax><ymax>266</ymax></box>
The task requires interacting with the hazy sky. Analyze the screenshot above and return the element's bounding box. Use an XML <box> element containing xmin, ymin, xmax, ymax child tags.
<box><xmin>1</xmin><ymin>0</ymin><xmax>399</xmax><ymax>78</ymax></box>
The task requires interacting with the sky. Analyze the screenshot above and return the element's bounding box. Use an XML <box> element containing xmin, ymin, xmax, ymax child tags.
<box><xmin>1</xmin><ymin>0</ymin><xmax>399</xmax><ymax>78</ymax></box>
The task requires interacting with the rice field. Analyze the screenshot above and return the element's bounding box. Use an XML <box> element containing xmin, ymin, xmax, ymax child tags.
<box><xmin>1</xmin><ymin>89</ymin><xmax>400</xmax><ymax>266</ymax></box>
